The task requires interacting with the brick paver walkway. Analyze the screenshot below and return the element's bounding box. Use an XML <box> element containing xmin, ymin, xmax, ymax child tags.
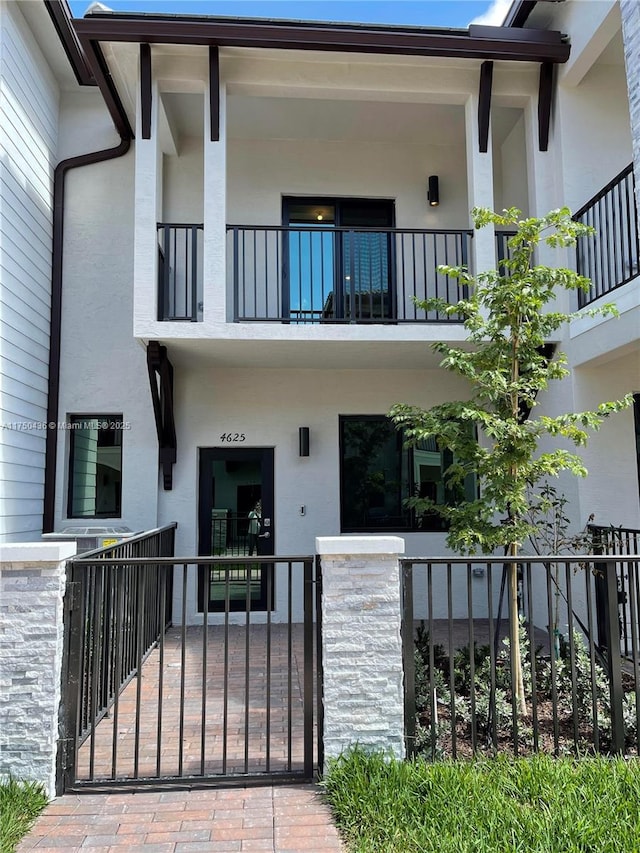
<box><xmin>17</xmin><ymin>784</ymin><xmax>345</xmax><ymax>852</ymax></box>
<box><xmin>75</xmin><ymin>625</ymin><xmax>311</xmax><ymax>783</ymax></box>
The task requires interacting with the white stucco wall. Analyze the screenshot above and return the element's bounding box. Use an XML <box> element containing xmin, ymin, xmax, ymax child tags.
<box><xmin>0</xmin><ymin>0</ymin><xmax>59</xmax><ymax>541</ymax></box>
<box><xmin>226</xmin><ymin>137</ymin><xmax>469</xmax><ymax>229</ymax></box>
<box><xmin>54</xmin><ymin>95</ymin><xmax>160</xmax><ymax>532</ymax></box>
<box><xmin>557</xmin><ymin>61</ymin><xmax>633</xmax><ymax>213</ymax></box>
<box><xmin>50</xmin><ymin>4</ymin><xmax>639</xmax><ymax>631</ymax></box>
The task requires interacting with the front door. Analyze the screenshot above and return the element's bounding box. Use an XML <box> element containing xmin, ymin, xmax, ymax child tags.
<box><xmin>198</xmin><ymin>447</ymin><xmax>275</xmax><ymax>611</ymax></box>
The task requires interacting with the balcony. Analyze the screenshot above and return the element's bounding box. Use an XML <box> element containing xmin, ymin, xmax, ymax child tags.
<box><xmin>155</xmin><ymin>224</ymin><xmax>473</xmax><ymax>324</ymax></box>
<box><xmin>575</xmin><ymin>164</ymin><xmax>639</xmax><ymax>308</ymax></box>
<box><xmin>227</xmin><ymin>226</ymin><xmax>472</xmax><ymax>324</ymax></box>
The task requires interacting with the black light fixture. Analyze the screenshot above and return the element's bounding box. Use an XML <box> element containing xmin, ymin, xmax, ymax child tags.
<box><xmin>427</xmin><ymin>175</ymin><xmax>440</xmax><ymax>207</ymax></box>
<box><xmin>299</xmin><ymin>427</ymin><xmax>310</xmax><ymax>457</ymax></box>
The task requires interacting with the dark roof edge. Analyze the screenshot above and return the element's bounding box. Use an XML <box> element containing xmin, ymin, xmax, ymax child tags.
<box><xmin>74</xmin><ymin>17</ymin><xmax>570</xmax><ymax>64</ymax></box>
<box><xmin>503</xmin><ymin>1</ymin><xmax>538</xmax><ymax>29</ymax></box>
<box><xmin>44</xmin><ymin>0</ymin><xmax>95</xmax><ymax>85</ymax></box>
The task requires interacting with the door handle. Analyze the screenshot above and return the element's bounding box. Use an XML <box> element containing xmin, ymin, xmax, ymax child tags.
<box><xmin>258</xmin><ymin>532</ymin><xmax>271</xmax><ymax>539</ymax></box>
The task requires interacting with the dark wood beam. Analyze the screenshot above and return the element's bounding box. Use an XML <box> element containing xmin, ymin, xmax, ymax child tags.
<box><xmin>44</xmin><ymin>0</ymin><xmax>95</xmax><ymax>85</ymax></box>
<box><xmin>478</xmin><ymin>60</ymin><xmax>493</xmax><ymax>153</ymax></box>
<box><xmin>538</xmin><ymin>61</ymin><xmax>554</xmax><ymax>152</ymax></box>
<box><xmin>209</xmin><ymin>45</ymin><xmax>219</xmax><ymax>142</ymax></box>
<box><xmin>74</xmin><ymin>17</ymin><xmax>570</xmax><ymax>64</ymax></box>
<box><xmin>147</xmin><ymin>341</ymin><xmax>177</xmax><ymax>490</ymax></box>
<box><xmin>140</xmin><ymin>43</ymin><xmax>152</xmax><ymax>139</ymax></box>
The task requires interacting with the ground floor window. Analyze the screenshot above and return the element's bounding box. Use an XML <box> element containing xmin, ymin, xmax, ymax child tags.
<box><xmin>339</xmin><ymin>415</ymin><xmax>475</xmax><ymax>533</ymax></box>
<box><xmin>67</xmin><ymin>416</ymin><xmax>122</xmax><ymax>517</ymax></box>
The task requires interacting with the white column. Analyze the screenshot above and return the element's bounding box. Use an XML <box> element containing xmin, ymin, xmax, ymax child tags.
<box><xmin>133</xmin><ymin>71</ymin><xmax>162</xmax><ymax>334</ymax></box>
<box><xmin>317</xmin><ymin>535</ymin><xmax>406</xmax><ymax>765</ymax></box>
<box><xmin>523</xmin><ymin>95</ymin><xmax>571</xmax><ymax>308</ymax></box>
<box><xmin>465</xmin><ymin>92</ymin><xmax>495</xmax><ymax>276</ymax></box>
<box><xmin>0</xmin><ymin>543</ymin><xmax>77</xmax><ymax>798</ymax></box>
<box><xmin>203</xmin><ymin>80</ymin><xmax>227</xmax><ymax>325</ymax></box>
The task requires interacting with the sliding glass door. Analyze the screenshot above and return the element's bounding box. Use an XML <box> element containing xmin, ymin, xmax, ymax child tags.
<box><xmin>283</xmin><ymin>198</ymin><xmax>395</xmax><ymax>322</ymax></box>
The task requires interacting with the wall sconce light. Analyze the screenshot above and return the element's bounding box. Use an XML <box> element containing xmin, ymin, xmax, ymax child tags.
<box><xmin>428</xmin><ymin>175</ymin><xmax>440</xmax><ymax>207</ymax></box>
<box><xmin>299</xmin><ymin>427</ymin><xmax>310</xmax><ymax>457</ymax></box>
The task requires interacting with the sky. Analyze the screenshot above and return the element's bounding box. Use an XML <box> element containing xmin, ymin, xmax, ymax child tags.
<box><xmin>68</xmin><ymin>0</ymin><xmax>511</xmax><ymax>29</ymax></box>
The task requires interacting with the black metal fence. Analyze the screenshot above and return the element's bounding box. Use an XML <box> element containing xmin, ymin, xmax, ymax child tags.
<box><xmin>227</xmin><ymin>225</ymin><xmax>472</xmax><ymax>323</ymax></box>
<box><xmin>590</xmin><ymin>525</ymin><xmax>640</xmax><ymax>658</ymax></box>
<box><xmin>60</xmin><ymin>550</ymin><xmax>321</xmax><ymax>792</ymax></box>
<box><xmin>157</xmin><ymin>223</ymin><xmax>203</xmax><ymax>321</ymax></box>
<box><xmin>402</xmin><ymin>555</ymin><xmax>640</xmax><ymax>761</ymax></box>
<box><xmin>574</xmin><ymin>164</ymin><xmax>639</xmax><ymax>307</ymax></box>
<box><xmin>59</xmin><ymin>524</ymin><xmax>177</xmax><ymax>789</ymax></box>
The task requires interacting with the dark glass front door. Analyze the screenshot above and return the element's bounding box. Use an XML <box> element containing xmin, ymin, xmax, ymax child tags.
<box><xmin>283</xmin><ymin>197</ymin><xmax>395</xmax><ymax>322</ymax></box>
<box><xmin>198</xmin><ymin>447</ymin><xmax>274</xmax><ymax>611</ymax></box>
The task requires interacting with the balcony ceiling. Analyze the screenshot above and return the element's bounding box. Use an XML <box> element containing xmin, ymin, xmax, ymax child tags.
<box><xmin>161</xmin><ymin>92</ymin><xmax>522</xmax><ymax>147</ymax></box>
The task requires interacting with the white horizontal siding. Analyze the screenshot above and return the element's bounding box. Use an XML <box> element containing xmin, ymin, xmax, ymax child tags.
<box><xmin>0</xmin><ymin>0</ymin><xmax>59</xmax><ymax>542</ymax></box>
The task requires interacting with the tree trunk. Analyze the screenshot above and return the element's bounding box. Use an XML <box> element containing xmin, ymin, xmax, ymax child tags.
<box><xmin>508</xmin><ymin>541</ymin><xmax>527</xmax><ymax>717</ymax></box>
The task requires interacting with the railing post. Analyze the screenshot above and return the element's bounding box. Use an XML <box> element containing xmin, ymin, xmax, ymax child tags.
<box><xmin>604</xmin><ymin>560</ymin><xmax>625</xmax><ymax>753</ymax></box>
<box><xmin>232</xmin><ymin>227</ymin><xmax>239</xmax><ymax>321</ymax></box>
<box><xmin>303</xmin><ymin>558</ymin><xmax>314</xmax><ymax>779</ymax></box>
<box><xmin>401</xmin><ymin>560</ymin><xmax>416</xmax><ymax>758</ymax></box>
<box><xmin>191</xmin><ymin>225</ymin><xmax>199</xmax><ymax>321</ymax></box>
<box><xmin>163</xmin><ymin>224</ymin><xmax>171</xmax><ymax>321</ymax></box>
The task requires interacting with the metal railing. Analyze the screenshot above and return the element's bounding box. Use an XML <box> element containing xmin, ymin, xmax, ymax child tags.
<box><xmin>402</xmin><ymin>554</ymin><xmax>640</xmax><ymax>761</ymax></box>
<box><xmin>60</xmin><ymin>552</ymin><xmax>320</xmax><ymax>791</ymax></box>
<box><xmin>157</xmin><ymin>223</ymin><xmax>203</xmax><ymax>321</ymax></box>
<box><xmin>227</xmin><ymin>225</ymin><xmax>473</xmax><ymax>323</ymax></box>
<box><xmin>61</xmin><ymin>524</ymin><xmax>177</xmax><ymax>766</ymax></box>
<box><xmin>590</xmin><ymin>525</ymin><xmax>640</xmax><ymax>658</ymax></box>
<box><xmin>574</xmin><ymin>164</ymin><xmax>639</xmax><ymax>307</ymax></box>
<box><xmin>495</xmin><ymin>230</ymin><xmax>517</xmax><ymax>273</ymax></box>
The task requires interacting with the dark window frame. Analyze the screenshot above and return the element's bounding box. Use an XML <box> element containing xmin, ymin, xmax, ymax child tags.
<box><xmin>339</xmin><ymin>414</ymin><xmax>475</xmax><ymax>534</ymax></box>
<box><xmin>67</xmin><ymin>414</ymin><xmax>123</xmax><ymax>519</ymax></box>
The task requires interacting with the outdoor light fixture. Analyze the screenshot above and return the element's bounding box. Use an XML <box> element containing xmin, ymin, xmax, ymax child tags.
<box><xmin>428</xmin><ymin>175</ymin><xmax>440</xmax><ymax>207</ymax></box>
<box><xmin>299</xmin><ymin>427</ymin><xmax>310</xmax><ymax>457</ymax></box>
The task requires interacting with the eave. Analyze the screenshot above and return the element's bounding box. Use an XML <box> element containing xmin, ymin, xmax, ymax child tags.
<box><xmin>73</xmin><ymin>16</ymin><xmax>570</xmax><ymax>64</ymax></box>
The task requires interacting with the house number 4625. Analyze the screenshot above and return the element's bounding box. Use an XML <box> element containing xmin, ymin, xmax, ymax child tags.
<box><xmin>220</xmin><ymin>432</ymin><xmax>246</xmax><ymax>442</ymax></box>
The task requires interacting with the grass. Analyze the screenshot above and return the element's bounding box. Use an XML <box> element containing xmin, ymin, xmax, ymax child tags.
<box><xmin>0</xmin><ymin>778</ymin><xmax>48</xmax><ymax>853</ymax></box>
<box><xmin>323</xmin><ymin>748</ymin><xmax>640</xmax><ymax>852</ymax></box>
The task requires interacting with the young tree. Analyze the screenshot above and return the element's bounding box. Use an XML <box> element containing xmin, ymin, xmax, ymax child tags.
<box><xmin>390</xmin><ymin>207</ymin><xmax>633</xmax><ymax>715</ymax></box>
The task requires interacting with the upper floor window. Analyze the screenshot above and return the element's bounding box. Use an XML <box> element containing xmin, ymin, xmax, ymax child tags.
<box><xmin>67</xmin><ymin>416</ymin><xmax>123</xmax><ymax>518</ymax></box>
<box><xmin>339</xmin><ymin>415</ymin><xmax>476</xmax><ymax>533</ymax></box>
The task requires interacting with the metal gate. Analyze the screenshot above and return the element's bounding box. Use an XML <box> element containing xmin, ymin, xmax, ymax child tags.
<box><xmin>57</xmin><ymin>528</ymin><xmax>322</xmax><ymax>792</ymax></box>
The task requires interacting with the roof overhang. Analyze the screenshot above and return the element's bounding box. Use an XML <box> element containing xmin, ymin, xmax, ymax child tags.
<box><xmin>73</xmin><ymin>15</ymin><xmax>570</xmax><ymax>63</ymax></box>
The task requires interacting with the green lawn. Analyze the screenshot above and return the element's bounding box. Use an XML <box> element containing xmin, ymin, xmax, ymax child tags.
<box><xmin>323</xmin><ymin>749</ymin><xmax>640</xmax><ymax>852</ymax></box>
<box><xmin>0</xmin><ymin>778</ymin><xmax>48</xmax><ymax>853</ymax></box>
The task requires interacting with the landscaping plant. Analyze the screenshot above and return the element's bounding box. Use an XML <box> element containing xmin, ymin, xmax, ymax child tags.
<box><xmin>323</xmin><ymin>747</ymin><xmax>640</xmax><ymax>853</ymax></box>
<box><xmin>0</xmin><ymin>777</ymin><xmax>47</xmax><ymax>853</ymax></box>
<box><xmin>391</xmin><ymin>207</ymin><xmax>633</xmax><ymax>714</ymax></box>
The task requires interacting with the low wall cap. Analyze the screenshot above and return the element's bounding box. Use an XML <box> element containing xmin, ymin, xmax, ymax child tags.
<box><xmin>315</xmin><ymin>535</ymin><xmax>405</xmax><ymax>555</ymax></box>
<box><xmin>0</xmin><ymin>541</ymin><xmax>77</xmax><ymax>563</ymax></box>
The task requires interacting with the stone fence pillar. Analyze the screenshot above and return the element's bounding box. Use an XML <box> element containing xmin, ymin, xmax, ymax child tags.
<box><xmin>316</xmin><ymin>536</ymin><xmax>406</xmax><ymax>765</ymax></box>
<box><xmin>0</xmin><ymin>542</ymin><xmax>76</xmax><ymax>798</ymax></box>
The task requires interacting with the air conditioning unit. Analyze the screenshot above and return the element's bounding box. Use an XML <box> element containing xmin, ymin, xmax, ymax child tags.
<box><xmin>42</xmin><ymin>526</ymin><xmax>141</xmax><ymax>555</ymax></box>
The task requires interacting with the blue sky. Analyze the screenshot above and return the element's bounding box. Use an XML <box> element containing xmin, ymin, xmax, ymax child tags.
<box><xmin>68</xmin><ymin>0</ymin><xmax>509</xmax><ymax>29</ymax></box>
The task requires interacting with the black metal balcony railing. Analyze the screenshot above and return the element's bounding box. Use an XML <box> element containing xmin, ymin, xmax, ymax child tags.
<box><xmin>157</xmin><ymin>223</ymin><xmax>203</xmax><ymax>321</ymax></box>
<box><xmin>575</xmin><ymin>164</ymin><xmax>639</xmax><ymax>308</ymax></box>
<box><xmin>227</xmin><ymin>226</ymin><xmax>473</xmax><ymax>323</ymax></box>
<box><xmin>495</xmin><ymin>230</ymin><xmax>517</xmax><ymax>274</ymax></box>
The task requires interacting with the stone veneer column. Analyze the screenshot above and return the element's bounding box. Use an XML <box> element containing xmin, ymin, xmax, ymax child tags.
<box><xmin>0</xmin><ymin>542</ymin><xmax>76</xmax><ymax>798</ymax></box>
<box><xmin>316</xmin><ymin>536</ymin><xmax>406</xmax><ymax>765</ymax></box>
<box><xmin>621</xmin><ymin>0</ymin><xmax>640</xmax><ymax>215</ymax></box>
